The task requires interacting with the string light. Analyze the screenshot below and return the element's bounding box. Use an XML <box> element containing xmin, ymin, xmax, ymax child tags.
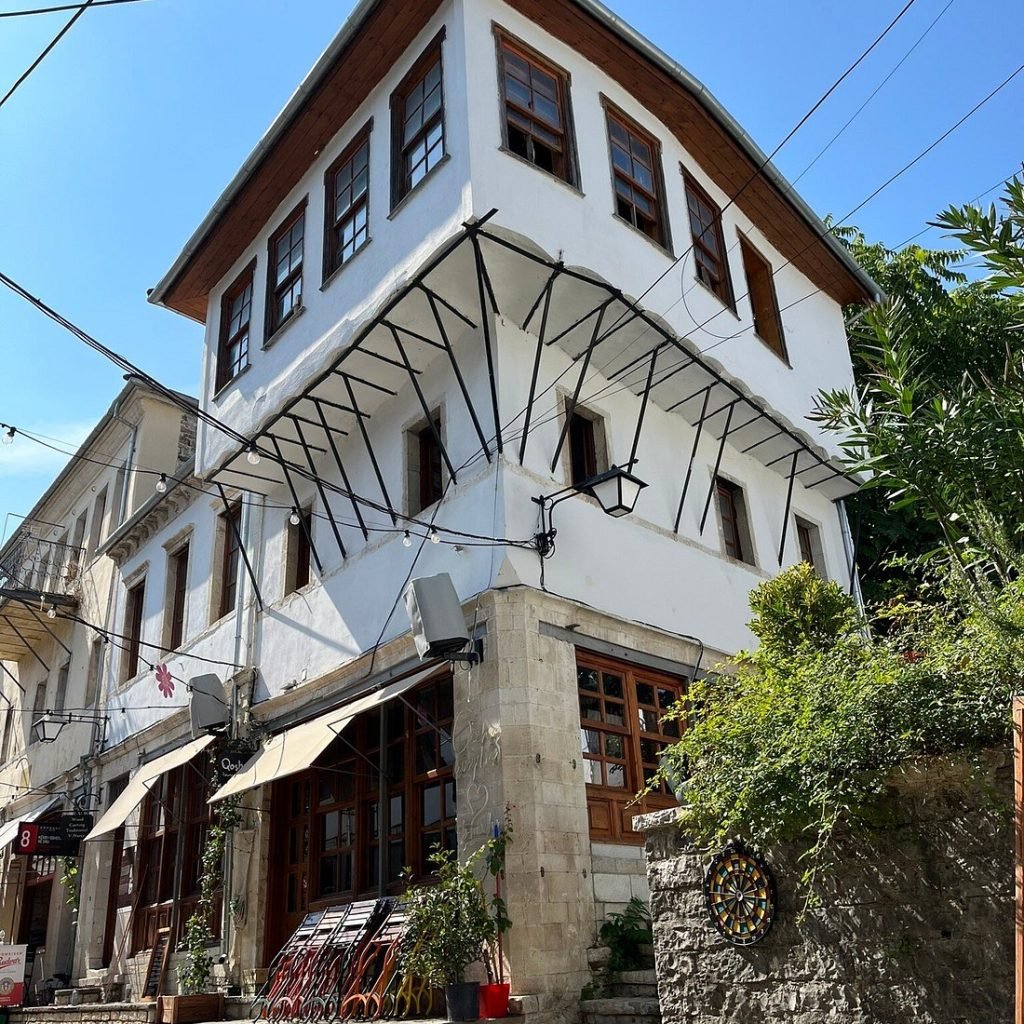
<box><xmin>1</xmin><ymin>425</ymin><xmax>14</xmax><ymax>445</ymax></box>
<box><xmin>155</xmin><ymin>472</ymin><xmax>167</xmax><ymax>494</ymax></box>
<box><xmin>246</xmin><ymin>445</ymin><xmax>261</xmax><ymax>466</ymax></box>
<box><xmin>289</xmin><ymin>509</ymin><xmax>301</xmax><ymax>526</ymax></box>
<box><xmin>46</xmin><ymin>605</ymin><xmax>57</xmax><ymax>620</ymax></box>
<box><xmin>402</xmin><ymin>531</ymin><xmax>412</xmax><ymax>547</ymax></box>
<box><xmin>429</xmin><ymin>529</ymin><xmax>440</xmax><ymax>545</ymax></box>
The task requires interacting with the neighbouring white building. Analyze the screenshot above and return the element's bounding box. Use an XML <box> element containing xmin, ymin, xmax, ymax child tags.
<box><xmin>5</xmin><ymin>1</ymin><xmax>877</xmax><ymax>1021</ymax></box>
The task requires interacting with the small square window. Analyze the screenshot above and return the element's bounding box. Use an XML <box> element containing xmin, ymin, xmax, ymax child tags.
<box><xmin>715</xmin><ymin>478</ymin><xmax>755</xmax><ymax>565</ymax></box>
<box><xmin>407</xmin><ymin>412</ymin><xmax>444</xmax><ymax>516</ymax></box>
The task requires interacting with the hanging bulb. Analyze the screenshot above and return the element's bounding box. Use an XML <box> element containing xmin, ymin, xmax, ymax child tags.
<box><xmin>155</xmin><ymin>473</ymin><xmax>168</xmax><ymax>494</ymax></box>
<box><xmin>246</xmin><ymin>445</ymin><xmax>261</xmax><ymax>466</ymax></box>
<box><xmin>402</xmin><ymin>531</ymin><xmax>412</xmax><ymax>547</ymax></box>
<box><xmin>47</xmin><ymin>606</ymin><xmax>57</xmax><ymax>620</ymax></box>
<box><xmin>289</xmin><ymin>509</ymin><xmax>301</xmax><ymax>526</ymax></box>
<box><xmin>429</xmin><ymin>529</ymin><xmax>441</xmax><ymax>545</ymax></box>
<box><xmin>1</xmin><ymin>426</ymin><xmax>14</xmax><ymax>445</ymax></box>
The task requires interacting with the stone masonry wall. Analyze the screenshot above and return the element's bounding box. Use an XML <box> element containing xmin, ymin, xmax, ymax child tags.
<box><xmin>636</xmin><ymin>754</ymin><xmax>1013</xmax><ymax>1024</ymax></box>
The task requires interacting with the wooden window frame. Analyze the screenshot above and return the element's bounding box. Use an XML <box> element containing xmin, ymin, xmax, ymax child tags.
<box><xmin>739</xmin><ymin>235</ymin><xmax>787</xmax><ymax>361</ymax></box>
<box><xmin>603</xmin><ymin>101</ymin><xmax>670</xmax><ymax>251</ymax></box>
<box><xmin>795</xmin><ymin>515</ymin><xmax>825</xmax><ymax>575</ymax></box>
<box><xmin>577</xmin><ymin>650</ymin><xmax>685</xmax><ymax>844</ymax></box>
<box><xmin>166</xmin><ymin>542</ymin><xmax>190</xmax><ymax>652</ymax></box>
<box><xmin>715</xmin><ymin>477</ymin><xmax>755</xmax><ymax>565</ymax></box>
<box><xmin>495</xmin><ymin>29</ymin><xmax>577</xmax><ymax>187</ymax></box>
<box><xmin>565</xmin><ymin>402</ymin><xmax>609</xmax><ymax>487</ymax></box>
<box><xmin>286</xmin><ymin>507</ymin><xmax>314</xmax><ymax>595</ymax></box>
<box><xmin>218</xmin><ymin>503</ymin><xmax>242</xmax><ymax>621</ymax></box>
<box><xmin>323</xmin><ymin>124</ymin><xmax>372</xmax><ymax>283</ymax></box>
<box><xmin>122</xmin><ymin>578</ymin><xmax>146</xmax><ymax>682</ymax></box>
<box><xmin>215</xmin><ymin>260</ymin><xmax>256</xmax><ymax>393</ymax></box>
<box><xmin>267</xmin><ymin>675</ymin><xmax>455</xmax><ymax>950</ymax></box>
<box><xmin>683</xmin><ymin>171</ymin><xmax>734</xmax><ymax>309</ymax></box>
<box><xmin>390</xmin><ymin>29</ymin><xmax>446</xmax><ymax>209</ymax></box>
<box><xmin>407</xmin><ymin>411</ymin><xmax>444</xmax><ymax>516</ymax></box>
<box><xmin>265</xmin><ymin>199</ymin><xmax>307</xmax><ymax>342</ymax></box>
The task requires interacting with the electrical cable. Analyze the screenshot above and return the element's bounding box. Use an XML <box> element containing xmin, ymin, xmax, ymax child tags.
<box><xmin>0</xmin><ymin>0</ymin><xmax>145</xmax><ymax>16</ymax></box>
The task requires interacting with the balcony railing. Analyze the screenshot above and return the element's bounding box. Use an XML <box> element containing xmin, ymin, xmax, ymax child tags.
<box><xmin>0</xmin><ymin>534</ymin><xmax>86</xmax><ymax>599</ymax></box>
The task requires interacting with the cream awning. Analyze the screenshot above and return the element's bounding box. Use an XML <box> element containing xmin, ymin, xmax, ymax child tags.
<box><xmin>0</xmin><ymin>796</ymin><xmax>62</xmax><ymax>851</ymax></box>
<box><xmin>210</xmin><ymin>665</ymin><xmax>442</xmax><ymax>804</ymax></box>
<box><xmin>84</xmin><ymin>734</ymin><xmax>215</xmax><ymax>842</ymax></box>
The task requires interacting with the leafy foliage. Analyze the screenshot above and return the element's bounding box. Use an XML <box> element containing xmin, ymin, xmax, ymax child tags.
<box><xmin>598</xmin><ymin>898</ymin><xmax>653</xmax><ymax>972</ymax></box>
<box><xmin>652</xmin><ymin>564</ymin><xmax>1024</xmax><ymax>900</ymax></box>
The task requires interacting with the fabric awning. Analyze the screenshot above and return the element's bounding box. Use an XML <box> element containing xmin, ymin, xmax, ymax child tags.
<box><xmin>0</xmin><ymin>796</ymin><xmax>62</xmax><ymax>851</ymax></box>
<box><xmin>84</xmin><ymin>734</ymin><xmax>215</xmax><ymax>842</ymax></box>
<box><xmin>210</xmin><ymin>665</ymin><xmax>442</xmax><ymax>804</ymax></box>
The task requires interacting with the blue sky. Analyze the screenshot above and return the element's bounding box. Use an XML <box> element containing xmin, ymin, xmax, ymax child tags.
<box><xmin>0</xmin><ymin>0</ymin><xmax>1020</xmax><ymax>531</ymax></box>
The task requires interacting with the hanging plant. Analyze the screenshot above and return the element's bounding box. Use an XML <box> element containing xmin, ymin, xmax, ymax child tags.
<box><xmin>60</xmin><ymin>856</ymin><xmax>80</xmax><ymax>910</ymax></box>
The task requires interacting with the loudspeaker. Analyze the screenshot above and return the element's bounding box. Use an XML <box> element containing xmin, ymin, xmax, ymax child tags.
<box><xmin>404</xmin><ymin>573</ymin><xmax>470</xmax><ymax>660</ymax></box>
<box><xmin>189</xmin><ymin>673</ymin><xmax>228</xmax><ymax>737</ymax></box>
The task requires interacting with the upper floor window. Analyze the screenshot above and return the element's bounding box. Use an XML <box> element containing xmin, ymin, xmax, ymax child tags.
<box><xmin>407</xmin><ymin>413</ymin><xmax>444</xmax><ymax>516</ymax></box>
<box><xmin>166</xmin><ymin>542</ymin><xmax>190</xmax><ymax>651</ymax></box>
<box><xmin>684</xmin><ymin>173</ymin><xmax>733</xmax><ymax>308</ymax></box>
<box><xmin>498</xmin><ymin>35</ymin><xmax>575</xmax><ymax>185</ymax></box>
<box><xmin>795</xmin><ymin>516</ymin><xmax>825</xmax><ymax>576</ymax></box>
<box><xmin>217</xmin><ymin>504</ymin><xmax>242</xmax><ymax>621</ymax></box>
<box><xmin>324</xmin><ymin>128</ymin><xmax>371</xmax><ymax>279</ymax></box>
<box><xmin>391</xmin><ymin>34</ymin><xmax>445</xmax><ymax>207</ymax></box>
<box><xmin>87</xmin><ymin>486</ymin><xmax>107</xmax><ymax>557</ymax></box>
<box><xmin>606</xmin><ymin>106</ymin><xmax>668</xmax><ymax>248</ymax></box>
<box><xmin>30</xmin><ymin>681</ymin><xmax>47</xmax><ymax>743</ymax></box>
<box><xmin>739</xmin><ymin>237</ymin><xmax>787</xmax><ymax>360</ymax></box>
<box><xmin>266</xmin><ymin>203</ymin><xmax>306</xmax><ymax>339</ymax></box>
<box><xmin>216</xmin><ymin>262</ymin><xmax>255</xmax><ymax>393</ymax></box>
<box><xmin>567</xmin><ymin>405</ymin><xmax>608</xmax><ymax>487</ymax></box>
<box><xmin>715</xmin><ymin>477</ymin><xmax>754</xmax><ymax>565</ymax></box>
<box><xmin>286</xmin><ymin>507</ymin><xmax>313</xmax><ymax>595</ymax></box>
<box><xmin>122</xmin><ymin>578</ymin><xmax>146</xmax><ymax>682</ymax></box>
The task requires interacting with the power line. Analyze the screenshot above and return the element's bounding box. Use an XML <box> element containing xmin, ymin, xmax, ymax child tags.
<box><xmin>0</xmin><ymin>0</ymin><xmax>94</xmax><ymax>110</ymax></box>
<box><xmin>0</xmin><ymin>0</ymin><xmax>143</xmax><ymax>17</ymax></box>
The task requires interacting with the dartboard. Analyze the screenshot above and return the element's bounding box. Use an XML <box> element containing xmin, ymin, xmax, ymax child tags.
<box><xmin>704</xmin><ymin>842</ymin><xmax>775</xmax><ymax>945</ymax></box>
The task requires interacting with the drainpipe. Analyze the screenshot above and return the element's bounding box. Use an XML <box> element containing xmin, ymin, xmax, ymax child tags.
<box><xmin>837</xmin><ymin>499</ymin><xmax>865</xmax><ymax>611</ymax></box>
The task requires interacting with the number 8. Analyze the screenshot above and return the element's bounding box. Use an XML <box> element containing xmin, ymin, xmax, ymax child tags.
<box><xmin>18</xmin><ymin>827</ymin><xmax>32</xmax><ymax>849</ymax></box>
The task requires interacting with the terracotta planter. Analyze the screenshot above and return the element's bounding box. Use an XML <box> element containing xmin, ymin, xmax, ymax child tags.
<box><xmin>479</xmin><ymin>982</ymin><xmax>510</xmax><ymax>1019</ymax></box>
<box><xmin>158</xmin><ymin>992</ymin><xmax>225</xmax><ymax>1023</ymax></box>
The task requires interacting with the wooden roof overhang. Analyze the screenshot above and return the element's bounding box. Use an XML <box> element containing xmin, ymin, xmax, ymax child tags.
<box><xmin>150</xmin><ymin>0</ymin><xmax>877</xmax><ymax>324</ymax></box>
<box><xmin>0</xmin><ymin>590</ymin><xmax>77</xmax><ymax>665</ymax></box>
<box><xmin>207</xmin><ymin>213</ymin><xmax>860</xmax><ymax>573</ymax></box>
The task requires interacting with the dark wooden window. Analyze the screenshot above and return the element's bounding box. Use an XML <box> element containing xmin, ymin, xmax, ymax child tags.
<box><xmin>132</xmin><ymin>757</ymin><xmax>219</xmax><ymax>953</ymax></box>
<box><xmin>266</xmin><ymin>204</ymin><xmax>305</xmax><ymax>338</ymax></box>
<box><xmin>684</xmin><ymin>174</ymin><xmax>733</xmax><ymax>307</ymax></box>
<box><xmin>740</xmin><ymin>238</ymin><xmax>786</xmax><ymax>359</ymax></box>
<box><xmin>287</xmin><ymin>508</ymin><xmax>313</xmax><ymax>594</ymax></box>
<box><xmin>498</xmin><ymin>36</ymin><xmax>574</xmax><ymax>184</ymax></box>
<box><xmin>123</xmin><ymin>578</ymin><xmax>146</xmax><ymax>681</ymax></box>
<box><xmin>391</xmin><ymin>35</ymin><xmax>445</xmax><ymax>206</ymax></box>
<box><xmin>578</xmin><ymin>652</ymin><xmax>684</xmax><ymax>843</ymax></box>
<box><xmin>324</xmin><ymin>130</ymin><xmax>370</xmax><ymax>279</ymax></box>
<box><xmin>606</xmin><ymin>109</ymin><xmax>666</xmax><ymax>246</ymax></box>
<box><xmin>409</xmin><ymin>415</ymin><xmax>443</xmax><ymax>515</ymax></box>
<box><xmin>167</xmin><ymin>543</ymin><xmax>189</xmax><ymax>651</ymax></box>
<box><xmin>568</xmin><ymin>412</ymin><xmax>597</xmax><ymax>485</ymax></box>
<box><xmin>218</xmin><ymin>504</ymin><xmax>242</xmax><ymax>620</ymax></box>
<box><xmin>268</xmin><ymin>675</ymin><xmax>454</xmax><ymax>955</ymax></box>
<box><xmin>795</xmin><ymin>517</ymin><xmax>823</xmax><ymax>574</ymax></box>
<box><xmin>715</xmin><ymin>478</ymin><xmax>754</xmax><ymax>564</ymax></box>
<box><xmin>216</xmin><ymin>263</ymin><xmax>255</xmax><ymax>392</ymax></box>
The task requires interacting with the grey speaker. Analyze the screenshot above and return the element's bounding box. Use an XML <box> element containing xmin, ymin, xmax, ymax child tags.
<box><xmin>189</xmin><ymin>673</ymin><xmax>228</xmax><ymax>737</ymax></box>
<box><xmin>404</xmin><ymin>573</ymin><xmax>470</xmax><ymax>660</ymax></box>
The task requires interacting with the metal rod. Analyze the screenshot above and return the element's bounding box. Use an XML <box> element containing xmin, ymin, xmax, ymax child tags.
<box><xmin>311</xmin><ymin>397</ymin><xmax>370</xmax><ymax>541</ymax></box>
<box><xmin>426</xmin><ymin>289</ymin><xmax>492</xmax><ymax>463</ymax></box>
<box><xmin>471</xmin><ymin>235</ymin><xmax>503</xmax><ymax>455</ymax></box>
<box><xmin>518</xmin><ymin>276</ymin><xmax>555</xmax><ymax>465</ymax></box>
<box><xmin>3</xmin><ymin>614</ymin><xmax>49</xmax><ymax>672</ymax></box>
<box><xmin>356</xmin><ymin>346</ymin><xmax>422</xmax><ymax>374</ymax></box>
<box><xmin>328</xmin><ymin>370</ymin><xmax>396</xmax><ymax>396</ymax></box>
<box><xmin>265</xmin><ymin>431</ymin><xmax>327</xmax><ymax>455</ymax></box>
<box><xmin>521</xmin><ymin>268</ymin><xmax>560</xmax><ymax>332</ymax></box>
<box><xmin>673</xmin><ymin>387</ymin><xmax>712</xmax><ymax>534</ymax></box>
<box><xmin>390</xmin><ymin>327</ymin><xmax>458</xmax><ymax>484</ymax></box>
<box><xmin>342</xmin><ymin>374</ymin><xmax>398</xmax><ymax>524</ymax></box>
<box><xmin>215</xmin><ymin>484</ymin><xmax>265</xmax><ymax>611</ymax></box>
<box><xmin>378</xmin><ymin>707</ymin><xmax>387</xmax><ymax>898</ymax></box>
<box><xmin>419</xmin><ymin>285</ymin><xmax>477</xmax><ymax>330</ymax></box>
<box><xmin>381</xmin><ymin>319</ymin><xmax>445</xmax><ymax>351</ymax></box>
<box><xmin>628</xmin><ymin>348</ymin><xmax>658</xmax><ymax>470</ymax></box>
<box><xmin>742</xmin><ymin>428</ymin><xmax>785</xmax><ymax>454</ymax></box>
<box><xmin>287</xmin><ymin>411</ymin><xmax>348</xmax><ymax>437</ymax></box>
<box><xmin>25</xmin><ymin>604</ymin><xmax>73</xmax><ymax>658</ymax></box>
<box><xmin>268</xmin><ymin>437</ymin><xmax>324</xmax><ymax>574</ymax></box>
<box><xmin>290</xmin><ymin>416</ymin><xmax>346</xmax><ymax>561</ymax></box>
<box><xmin>305</xmin><ymin>395</ymin><xmax>366</xmax><ymax>418</ymax></box>
<box><xmin>778</xmin><ymin>452</ymin><xmax>799</xmax><ymax>566</ymax></box>
<box><xmin>699</xmin><ymin>402</ymin><xmax>738</xmax><ymax>534</ymax></box>
<box><xmin>550</xmin><ymin>304</ymin><xmax>609</xmax><ymax>473</ymax></box>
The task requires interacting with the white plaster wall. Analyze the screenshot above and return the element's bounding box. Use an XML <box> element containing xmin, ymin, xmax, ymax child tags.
<box><xmin>460</xmin><ymin>0</ymin><xmax>856</xmax><ymax>459</ymax></box>
<box><xmin>195</xmin><ymin>0</ymin><xmax>473</xmax><ymax>478</ymax></box>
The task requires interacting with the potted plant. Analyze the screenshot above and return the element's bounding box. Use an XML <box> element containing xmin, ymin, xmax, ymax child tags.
<box><xmin>402</xmin><ymin>845</ymin><xmax>493</xmax><ymax>1022</ymax></box>
<box><xmin>479</xmin><ymin>810</ymin><xmax>513</xmax><ymax>1020</ymax></box>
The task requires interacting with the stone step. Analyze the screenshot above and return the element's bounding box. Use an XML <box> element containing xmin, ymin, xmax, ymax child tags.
<box><xmin>9</xmin><ymin>1004</ymin><xmax>155</xmax><ymax>1024</ymax></box>
<box><xmin>607</xmin><ymin>983</ymin><xmax>658</xmax><ymax>998</ymax></box>
<box><xmin>581</xmin><ymin>995</ymin><xmax>662</xmax><ymax>1024</ymax></box>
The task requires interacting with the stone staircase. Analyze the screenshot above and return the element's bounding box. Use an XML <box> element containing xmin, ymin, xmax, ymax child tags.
<box><xmin>580</xmin><ymin>969</ymin><xmax>661</xmax><ymax>1024</ymax></box>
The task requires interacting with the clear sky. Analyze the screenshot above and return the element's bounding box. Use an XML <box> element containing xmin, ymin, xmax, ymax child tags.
<box><xmin>1</xmin><ymin>0</ymin><xmax>1020</xmax><ymax>532</ymax></box>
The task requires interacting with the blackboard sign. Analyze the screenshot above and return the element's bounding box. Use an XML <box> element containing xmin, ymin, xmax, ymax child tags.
<box><xmin>142</xmin><ymin>928</ymin><xmax>171</xmax><ymax>1000</ymax></box>
<box><xmin>61</xmin><ymin>813</ymin><xmax>93</xmax><ymax>841</ymax></box>
<box><xmin>11</xmin><ymin>815</ymin><xmax>93</xmax><ymax>857</ymax></box>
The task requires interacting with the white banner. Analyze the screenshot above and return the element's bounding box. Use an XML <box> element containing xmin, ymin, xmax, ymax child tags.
<box><xmin>0</xmin><ymin>944</ymin><xmax>27</xmax><ymax>1007</ymax></box>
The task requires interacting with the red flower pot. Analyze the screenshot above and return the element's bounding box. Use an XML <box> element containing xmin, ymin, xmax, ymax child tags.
<box><xmin>479</xmin><ymin>982</ymin><xmax>510</xmax><ymax>1019</ymax></box>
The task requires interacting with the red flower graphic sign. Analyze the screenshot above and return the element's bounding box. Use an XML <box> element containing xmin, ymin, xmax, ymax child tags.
<box><xmin>156</xmin><ymin>664</ymin><xmax>175</xmax><ymax>698</ymax></box>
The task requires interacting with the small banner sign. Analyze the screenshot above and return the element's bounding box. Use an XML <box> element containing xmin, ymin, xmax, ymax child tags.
<box><xmin>0</xmin><ymin>944</ymin><xmax>28</xmax><ymax>1007</ymax></box>
<box><xmin>12</xmin><ymin>814</ymin><xmax>94</xmax><ymax>857</ymax></box>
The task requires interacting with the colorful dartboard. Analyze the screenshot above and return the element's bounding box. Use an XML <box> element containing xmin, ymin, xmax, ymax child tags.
<box><xmin>703</xmin><ymin>841</ymin><xmax>776</xmax><ymax>946</ymax></box>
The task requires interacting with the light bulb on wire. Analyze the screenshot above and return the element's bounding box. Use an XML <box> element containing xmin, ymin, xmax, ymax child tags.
<box><xmin>155</xmin><ymin>473</ymin><xmax>168</xmax><ymax>494</ymax></box>
<box><xmin>1</xmin><ymin>426</ymin><xmax>14</xmax><ymax>445</ymax></box>
<box><xmin>429</xmin><ymin>529</ymin><xmax>441</xmax><ymax>545</ymax></box>
<box><xmin>246</xmin><ymin>445</ymin><xmax>261</xmax><ymax>466</ymax></box>
<box><xmin>402</xmin><ymin>531</ymin><xmax>412</xmax><ymax>547</ymax></box>
<box><xmin>289</xmin><ymin>509</ymin><xmax>301</xmax><ymax>527</ymax></box>
<box><xmin>46</xmin><ymin>606</ymin><xmax>57</xmax><ymax>620</ymax></box>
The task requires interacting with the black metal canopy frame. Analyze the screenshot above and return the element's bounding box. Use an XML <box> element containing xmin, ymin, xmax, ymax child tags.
<box><xmin>203</xmin><ymin>209</ymin><xmax>859</xmax><ymax>575</ymax></box>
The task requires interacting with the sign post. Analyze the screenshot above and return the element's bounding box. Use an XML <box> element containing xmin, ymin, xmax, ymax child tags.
<box><xmin>0</xmin><ymin>945</ymin><xmax>28</xmax><ymax>1008</ymax></box>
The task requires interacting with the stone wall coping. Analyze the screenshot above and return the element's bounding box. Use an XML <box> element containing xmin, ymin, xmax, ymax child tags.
<box><xmin>632</xmin><ymin>806</ymin><xmax>683</xmax><ymax>834</ymax></box>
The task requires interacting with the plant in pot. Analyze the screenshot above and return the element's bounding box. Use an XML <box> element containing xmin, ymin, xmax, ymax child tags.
<box><xmin>401</xmin><ymin>845</ymin><xmax>493</xmax><ymax>1022</ymax></box>
<box><xmin>480</xmin><ymin>809</ymin><xmax>513</xmax><ymax>1020</ymax></box>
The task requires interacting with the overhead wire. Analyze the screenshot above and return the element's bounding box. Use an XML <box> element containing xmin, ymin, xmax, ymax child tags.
<box><xmin>0</xmin><ymin>0</ymin><xmax>145</xmax><ymax>15</ymax></box>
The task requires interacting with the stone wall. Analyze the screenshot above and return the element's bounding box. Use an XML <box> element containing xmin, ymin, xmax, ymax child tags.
<box><xmin>636</xmin><ymin>754</ymin><xmax>1013</xmax><ymax>1024</ymax></box>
